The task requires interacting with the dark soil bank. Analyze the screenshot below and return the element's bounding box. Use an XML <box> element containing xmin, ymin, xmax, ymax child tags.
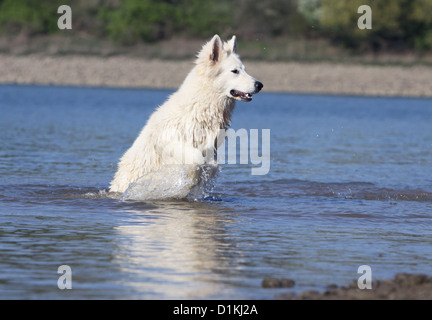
<box><xmin>275</xmin><ymin>273</ymin><xmax>432</xmax><ymax>300</ymax></box>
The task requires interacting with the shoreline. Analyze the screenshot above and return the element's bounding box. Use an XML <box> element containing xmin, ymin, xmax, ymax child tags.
<box><xmin>273</xmin><ymin>273</ymin><xmax>432</xmax><ymax>300</ymax></box>
<box><xmin>1</xmin><ymin>54</ymin><xmax>432</xmax><ymax>98</ymax></box>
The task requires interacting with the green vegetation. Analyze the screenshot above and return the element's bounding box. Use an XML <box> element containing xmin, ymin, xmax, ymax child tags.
<box><xmin>0</xmin><ymin>0</ymin><xmax>431</xmax><ymax>56</ymax></box>
<box><xmin>98</xmin><ymin>0</ymin><xmax>234</xmax><ymax>44</ymax></box>
<box><xmin>0</xmin><ymin>0</ymin><xmax>58</xmax><ymax>35</ymax></box>
<box><xmin>318</xmin><ymin>0</ymin><xmax>432</xmax><ymax>51</ymax></box>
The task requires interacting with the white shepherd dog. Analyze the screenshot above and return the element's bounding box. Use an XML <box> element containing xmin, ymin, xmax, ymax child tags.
<box><xmin>110</xmin><ymin>35</ymin><xmax>263</xmax><ymax>199</ymax></box>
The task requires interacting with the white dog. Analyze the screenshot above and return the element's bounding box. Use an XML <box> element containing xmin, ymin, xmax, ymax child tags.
<box><xmin>110</xmin><ymin>35</ymin><xmax>263</xmax><ymax>195</ymax></box>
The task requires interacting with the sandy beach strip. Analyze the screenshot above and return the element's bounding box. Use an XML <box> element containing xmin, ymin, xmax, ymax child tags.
<box><xmin>1</xmin><ymin>54</ymin><xmax>432</xmax><ymax>97</ymax></box>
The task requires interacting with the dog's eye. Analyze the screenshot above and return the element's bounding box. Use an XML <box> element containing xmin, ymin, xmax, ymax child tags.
<box><xmin>231</xmin><ymin>69</ymin><xmax>239</xmax><ymax>74</ymax></box>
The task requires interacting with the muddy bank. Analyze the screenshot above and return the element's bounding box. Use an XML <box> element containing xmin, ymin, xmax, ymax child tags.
<box><xmin>1</xmin><ymin>54</ymin><xmax>432</xmax><ymax>97</ymax></box>
<box><xmin>270</xmin><ymin>273</ymin><xmax>432</xmax><ymax>300</ymax></box>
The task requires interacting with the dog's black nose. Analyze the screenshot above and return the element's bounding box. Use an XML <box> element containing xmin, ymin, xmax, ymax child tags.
<box><xmin>255</xmin><ymin>81</ymin><xmax>263</xmax><ymax>92</ymax></box>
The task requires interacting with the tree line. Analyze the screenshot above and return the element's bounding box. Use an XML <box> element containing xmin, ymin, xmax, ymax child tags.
<box><xmin>1</xmin><ymin>0</ymin><xmax>431</xmax><ymax>51</ymax></box>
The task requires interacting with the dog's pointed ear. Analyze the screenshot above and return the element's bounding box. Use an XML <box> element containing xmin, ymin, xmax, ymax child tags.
<box><xmin>209</xmin><ymin>34</ymin><xmax>222</xmax><ymax>63</ymax></box>
<box><xmin>228</xmin><ymin>35</ymin><xmax>238</xmax><ymax>54</ymax></box>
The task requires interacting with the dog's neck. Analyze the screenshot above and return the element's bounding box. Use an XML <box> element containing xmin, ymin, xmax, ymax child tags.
<box><xmin>222</xmin><ymin>99</ymin><xmax>236</xmax><ymax>129</ymax></box>
<box><xmin>179</xmin><ymin>68</ymin><xmax>236</xmax><ymax>130</ymax></box>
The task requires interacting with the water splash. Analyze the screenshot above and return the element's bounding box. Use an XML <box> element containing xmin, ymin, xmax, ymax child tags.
<box><xmin>82</xmin><ymin>188</ymin><xmax>113</xmax><ymax>199</ymax></box>
<box><xmin>118</xmin><ymin>164</ymin><xmax>218</xmax><ymax>202</ymax></box>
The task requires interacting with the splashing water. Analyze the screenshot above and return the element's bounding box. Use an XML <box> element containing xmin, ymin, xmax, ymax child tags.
<box><xmin>118</xmin><ymin>164</ymin><xmax>218</xmax><ymax>201</ymax></box>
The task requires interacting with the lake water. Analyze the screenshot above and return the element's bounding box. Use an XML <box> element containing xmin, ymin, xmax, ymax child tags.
<box><xmin>1</xmin><ymin>84</ymin><xmax>431</xmax><ymax>299</ymax></box>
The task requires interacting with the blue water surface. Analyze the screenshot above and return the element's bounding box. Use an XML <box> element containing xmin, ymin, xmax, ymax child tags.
<box><xmin>0</xmin><ymin>84</ymin><xmax>431</xmax><ymax>299</ymax></box>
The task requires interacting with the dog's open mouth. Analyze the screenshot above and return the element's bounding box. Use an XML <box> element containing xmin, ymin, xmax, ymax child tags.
<box><xmin>230</xmin><ymin>89</ymin><xmax>253</xmax><ymax>102</ymax></box>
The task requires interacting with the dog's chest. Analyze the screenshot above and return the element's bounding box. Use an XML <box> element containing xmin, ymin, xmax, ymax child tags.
<box><xmin>191</xmin><ymin>100</ymin><xmax>235</xmax><ymax>149</ymax></box>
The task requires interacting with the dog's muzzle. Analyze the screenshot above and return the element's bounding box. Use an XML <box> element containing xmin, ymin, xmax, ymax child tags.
<box><xmin>230</xmin><ymin>81</ymin><xmax>264</xmax><ymax>102</ymax></box>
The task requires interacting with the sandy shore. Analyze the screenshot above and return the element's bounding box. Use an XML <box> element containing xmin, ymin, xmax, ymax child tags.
<box><xmin>1</xmin><ymin>54</ymin><xmax>432</xmax><ymax>97</ymax></box>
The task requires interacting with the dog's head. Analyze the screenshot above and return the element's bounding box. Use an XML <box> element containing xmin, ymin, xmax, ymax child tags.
<box><xmin>196</xmin><ymin>35</ymin><xmax>263</xmax><ymax>102</ymax></box>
